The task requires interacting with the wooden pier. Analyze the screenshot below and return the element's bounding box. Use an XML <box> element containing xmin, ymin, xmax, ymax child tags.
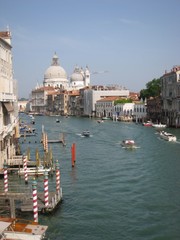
<box><xmin>20</xmin><ymin>189</ymin><xmax>63</xmax><ymax>213</ymax></box>
<box><xmin>0</xmin><ymin>187</ymin><xmax>63</xmax><ymax>217</ymax></box>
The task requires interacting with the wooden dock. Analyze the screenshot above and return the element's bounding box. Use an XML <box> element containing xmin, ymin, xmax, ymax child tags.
<box><xmin>0</xmin><ymin>188</ymin><xmax>62</xmax><ymax>217</ymax></box>
<box><xmin>20</xmin><ymin>189</ymin><xmax>63</xmax><ymax>213</ymax></box>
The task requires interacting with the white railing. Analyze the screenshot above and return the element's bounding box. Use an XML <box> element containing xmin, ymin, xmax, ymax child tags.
<box><xmin>0</xmin><ymin>92</ymin><xmax>17</xmax><ymax>101</ymax></box>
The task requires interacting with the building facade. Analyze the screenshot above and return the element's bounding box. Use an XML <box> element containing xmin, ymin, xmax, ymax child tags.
<box><xmin>161</xmin><ymin>66</ymin><xmax>180</xmax><ymax>127</ymax></box>
<box><xmin>83</xmin><ymin>85</ymin><xmax>130</xmax><ymax>117</ymax></box>
<box><xmin>0</xmin><ymin>29</ymin><xmax>19</xmax><ymax>168</ymax></box>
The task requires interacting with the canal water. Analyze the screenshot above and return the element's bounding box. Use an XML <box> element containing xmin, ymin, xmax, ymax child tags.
<box><xmin>13</xmin><ymin>115</ymin><xmax>180</xmax><ymax>239</ymax></box>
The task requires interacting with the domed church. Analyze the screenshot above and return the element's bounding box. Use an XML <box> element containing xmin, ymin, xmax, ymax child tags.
<box><xmin>43</xmin><ymin>53</ymin><xmax>69</xmax><ymax>89</ymax></box>
<box><xmin>70</xmin><ymin>65</ymin><xmax>90</xmax><ymax>89</ymax></box>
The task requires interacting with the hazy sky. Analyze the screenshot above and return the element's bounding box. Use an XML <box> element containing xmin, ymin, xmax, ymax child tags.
<box><xmin>1</xmin><ymin>0</ymin><xmax>180</xmax><ymax>98</ymax></box>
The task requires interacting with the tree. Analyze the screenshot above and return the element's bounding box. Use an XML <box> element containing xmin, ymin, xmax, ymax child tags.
<box><xmin>114</xmin><ymin>98</ymin><xmax>133</xmax><ymax>105</ymax></box>
<box><xmin>140</xmin><ymin>78</ymin><xmax>161</xmax><ymax>100</ymax></box>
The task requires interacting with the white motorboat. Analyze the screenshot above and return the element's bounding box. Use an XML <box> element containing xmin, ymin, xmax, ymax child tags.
<box><xmin>159</xmin><ymin>131</ymin><xmax>177</xmax><ymax>142</ymax></box>
<box><xmin>82</xmin><ymin>130</ymin><xmax>90</xmax><ymax>137</ymax></box>
<box><xmin>152</xmin><ymin>123</ymin><xmax>166</xmax><ymax>128</ymax></box>
<box><xmin>121</xmin><ymin>139</ymin><xmax>136</xmax><ymax>149</ymax></box>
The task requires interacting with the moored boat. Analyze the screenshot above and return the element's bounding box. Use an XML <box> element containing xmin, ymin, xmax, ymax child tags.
<box><xmin>0</xmin><ymin>217</ymin><xmax>48</xmax><ymax>240</ymax></box>
<box><xmin>18</xmin><ymin>166</ymin><xmax>51</xmax><ymax>176</ymax></box>
<box><xmin>143</xmin><ymin>121</ymin><xmax>152</xmax><ymax>126</ymax></box>
<box><xmin>102</xmin><ymin>117</ymin><xmax>110</xmax><ymax>120</ymax></box>
<box><xmin>159</xmin><ymin>131</ymin><xmax>177</xmax><ymax>142</ymax></box>
<box><xmin>152</xmin><ymin>123</ymin><xmax>166</xmax><ymax>128</ymax></box>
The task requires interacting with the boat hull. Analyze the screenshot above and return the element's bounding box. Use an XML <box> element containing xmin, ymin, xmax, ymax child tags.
<box><xmin>159</xmin><ymin>131</ymin><xmax>177</xmax><ymax>142</ymax></box>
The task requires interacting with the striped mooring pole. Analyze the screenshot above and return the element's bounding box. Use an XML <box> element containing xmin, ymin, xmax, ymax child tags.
<box><xmin>44</xmin><ymin>171</ymin><xmax>49</xmax><ymax>208</ymax></box>
<box><xmin>3</xmin><ymin>162</ymin><xmax>8</xmax><ymax>193</ymax></box>
<box><xmin>55</xmin><ymin>160</ymin><xmax>60</xmax><ymax>200</ymax></box>
<box><xmin>23</xmin><ymin>155</ymin><xmax>28</xmax><ymax>184</ymax></box>
<box><xmin>32</xmin><ymin>178</ymin><xmax>38</xmax><ymax>223</ymax></box>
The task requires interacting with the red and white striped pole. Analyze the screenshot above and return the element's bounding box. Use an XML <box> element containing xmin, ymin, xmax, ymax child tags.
<box><xmin>56</xmin><ymin>160</ymin><xmax>60</xmax><ymax>200</ymax></box>
<box><xmin>3</xmin><ymin>162</ymin><xmax>8</xmax><ymax>193</ymax></box>
<box><xmin>23</xmin><ymin>155</ymin><xmax>28</xmax><ymax>184</ymax></box>
<box><xmin>32</xmin><ymin>178</ymin><xmax>38</xmax><ymax>223</ymax></box>
<box><xmin>44</xmin><ymin>171</ymin><xmax>49</xmax><ymax>208</ymax></box>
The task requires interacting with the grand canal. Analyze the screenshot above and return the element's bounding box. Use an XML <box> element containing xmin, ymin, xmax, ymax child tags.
<box><xmin>12</xmin><ymin>115</ymin><xmax>180</xmax><ymax>239</ymax></box>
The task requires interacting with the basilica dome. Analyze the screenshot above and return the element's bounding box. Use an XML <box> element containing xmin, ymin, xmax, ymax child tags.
<box><xmin>70</xmin><ymin>66</ymin><xmax>84</xmax><ymax>82</ymax></box>
<box><xmin>44</xmin><ymin>65</ymin><xmax>67</xmax><ymax>79</ymax></box>
<box><xmin>44</xmin><ymin>53</ymin><xmax>68</xmax><ymax>88</ymax></box>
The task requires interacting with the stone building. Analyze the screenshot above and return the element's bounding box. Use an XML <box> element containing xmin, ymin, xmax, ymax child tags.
<box><xmin>161</xmin><ymin>66</ymin><xmax>180</xmax><ymax>127</ymax></box>
<box><xmin>0</xmin><ymin>29</ymin><xmax>19</xmax><ymax>168</ymax></box>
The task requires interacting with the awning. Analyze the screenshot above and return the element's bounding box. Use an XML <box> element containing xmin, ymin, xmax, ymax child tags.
<box><xmin>3</xmin><ymin>102</ymin><xmax>14</xmax><ymax>112</ymax></box>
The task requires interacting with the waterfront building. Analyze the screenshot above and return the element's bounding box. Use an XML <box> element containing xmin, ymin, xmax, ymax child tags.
<box><xmin>161</xmin><ymin>65</ymin><xmax>180</xmax><ymax>127</ymax></box>
<box><xmin>146</xmin><ymin>96</ymin><xmax>162</xmax><ymax>123</ymax></box>
<box><xmin>31</xmin><ymin>53</ymin><xmax>90</xmax><ymax>114</ymax></box>
<box><xmin>68</xmin><ymin>90</ymin><xmax>80</xmax><ymax>116</ymax></box>
<box><xmin>114</xmin><ymin>102</ymin><xmax>146</xmax><ymax>122</ymax></box>
<box><xmin>96</xmin><ymin>96</ymin><xmax>119</xmax><ymax>118</ymax></box>
<box><xmin>133</xmin><ymin>102</ymin><xmax>147</xmax><ymax>122</ymax></box>
<box><xmin>31</xmin><ymin>86</ymin><xmax>54</xmax><ymax>114</ymax></box>
<box><xmin>82</xmin><ymin>85</ymin><xmax>129</xmax><ymax>117</ymax></box>
<box><xmin>0</xmin><ymin>29</ymin><xmax>19</xmax><ymax>168</ymax></box>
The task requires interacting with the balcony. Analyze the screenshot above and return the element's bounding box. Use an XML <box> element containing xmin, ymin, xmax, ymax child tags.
<box><xmin>0</xmin><ymin>92</ymin><xmax>17</xmax><ymax>102</ymax></box>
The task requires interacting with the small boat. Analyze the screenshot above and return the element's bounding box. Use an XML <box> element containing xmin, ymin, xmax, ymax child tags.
<box><xmin>102</xmin><ymin>117</ymin><xmax>110</xmax><ymax>120</ymax></box>
<box><xmin>121</xmin><ymin>139</ymin><xmax>136</xmax><ymax>149</ymax></box>
<box><xmin>143</xmin><ymin>121</ymin><xmax>152</xmax><ymax>126</ymax></box>
<box><xmin>97</xmin><ymin>120</ymin><xmax>104</xmax><ymax>123</ymax></box>
<box><xmin>152</xmin><ymin>123</ymin><xmax>166</xmax><ymax>128</ymax></box>
<box><xmin>18</xmin><ymin>166</ymin><xmax>51</xmax><ymax>176</ymax></box>
<box><xmin>0</xmin><ymin>217</ymin><xmax>48</xmax><ymax>240</ymax></box>
<box><xmin>56</xmin><ymin>119</ymin><xmax>60</xmax><ymax>123</ymax></box>
<box><xmin>82</xmin><ymin>130</ymin><xmax>90</xmax><ymax>137</ymax></box>
<box><xmin>159</xmin><ymin>131</ymin><xmax>177</xmax><ymax>142</ymax></box>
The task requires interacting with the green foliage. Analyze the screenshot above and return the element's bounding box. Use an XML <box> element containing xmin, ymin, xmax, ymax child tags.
<box><xmin>114</xmin><ymin>98</ymin><xmax>133</xmax><ymax>105</ymax></box>
<box><xmin>140</xmin><ymin>78</ymin><xmax>161</xmax><ymax>100</ymax></box>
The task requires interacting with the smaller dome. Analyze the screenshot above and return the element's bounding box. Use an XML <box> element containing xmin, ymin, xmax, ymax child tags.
<box><xmin>70</xmin><ymin>67</ymin><xmax>84</xmax><ymax>82</ymax></box>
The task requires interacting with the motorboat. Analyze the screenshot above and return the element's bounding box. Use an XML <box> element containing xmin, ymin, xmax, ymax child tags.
<box><xmin>159</xmin><ymin>131</ymin><xmax>177</xmax><ymax>142</ymax></box>
<box><xmin>97</xmin><ymin>119</ymin><xmax>104</xmax><ymax>123</ymax></box>
<box><xmin>82</xmin><ymin>130</ymin><xmax>90</xmax><ymax>137</ymax></box>
<box><xmin>0</xmin><ymin>217</ymin><xmax>48</xmax><ymax>240</ymax></box>
<box><xmin>143</xmin><ymin>121</ymin><xmax>152</xmax><ymax>126</ymax></box>
<box><xmin>102</xmin><ymin>117</ymin><xmax>110</xmax><ymax>120</ymax></box>
<box><xmin>121</xmin><ymin>139</ymin><xmax>136</xmax><ymax>149</ymax></box>
<box><xmin>152</xmin><ymin>123</ymin><xmax>166</xmax><ymax>128</ymax></box>
<box><xmin>56</xmin><ymin>119</ymin><xmax>60</xmax><ymax>123</ymax></box>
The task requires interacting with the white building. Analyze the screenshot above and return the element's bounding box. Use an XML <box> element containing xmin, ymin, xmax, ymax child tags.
<box><xmin>83</xmin><ymin>86</ymin><xmax>129</xmax><ymax>117</ymax></box>
<box><xmin>0</xmin><ymin>29</ymin><xmax>19</xmax><ymax>168</ymax></box>
<box><xmin>115</xmin><ymin>102</ymin><xmax>147</xmax><ymax>122</ymax></box>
